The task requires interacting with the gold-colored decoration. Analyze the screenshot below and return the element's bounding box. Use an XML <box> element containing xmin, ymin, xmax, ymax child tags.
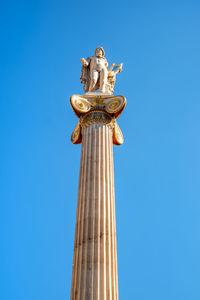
<box><xmin>71</xmin><ymin>120</ymin><xmax>82</xmax><ymax>144</ymax></box>
<box><xmin>104</xmin><ymin>96</ymin><xmax>126</xmax><ymax>117</ymax></box>
<box><xmin>70</xmin><ymin>94</ymin><xmax>126</xmax><ymax>146</ymax></box>
<box><xmin>81</xmin><ymin>110</ymin><xmax>113</xmax><ymax>129</ymax></box>
<box><xmin>113</xmin><ymin>121</ymin><xmax>124</xmax><ymax>145</ymax></box>
<box><xmin>70</xmin><ymin>95</ymin><xmax>91</xmax><ymax>118</ymax></box>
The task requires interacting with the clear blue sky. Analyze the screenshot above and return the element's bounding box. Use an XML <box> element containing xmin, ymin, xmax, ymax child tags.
<box><xmin>1</xmin><ymin>0</ymin><xmax>200</xmax><ymax>299</ymax></box>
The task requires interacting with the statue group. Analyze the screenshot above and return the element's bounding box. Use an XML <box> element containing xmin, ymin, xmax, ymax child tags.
<box><xmin>80</xmin><ymin>47</ymin><xmax>123</xmax><ymax>95</ymax></box>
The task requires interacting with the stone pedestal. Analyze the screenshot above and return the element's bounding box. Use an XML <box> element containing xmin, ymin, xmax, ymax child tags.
<box><xmin>70</xmin><ymin>94</ymin><xmax>126</xmax><ymax>300</ymax></box>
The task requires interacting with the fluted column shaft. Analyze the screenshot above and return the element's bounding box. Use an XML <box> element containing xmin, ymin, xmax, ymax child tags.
<box><xmin>71</xmin><ymin>122</ymin><xmax>119</xmax><ymax>300</ymax></box>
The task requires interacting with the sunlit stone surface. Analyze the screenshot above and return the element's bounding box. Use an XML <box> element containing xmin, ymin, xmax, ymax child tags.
<box><xmin>70</xmin><ymin>49</ymin><xmax>126</xmax><ymax>299</ymax></box>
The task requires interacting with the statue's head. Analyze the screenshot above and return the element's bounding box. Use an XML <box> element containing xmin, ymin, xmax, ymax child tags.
<box><xmin>95</xmin><ymin>47</ymin><xmax>105</xmax><ymax>57</ymax></box>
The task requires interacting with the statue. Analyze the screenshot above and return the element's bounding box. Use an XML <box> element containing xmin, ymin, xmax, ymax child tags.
<box><xmin>80</xmin><ymin>47</ymin><xmax>123</xmax><ymax>95</ymax></box>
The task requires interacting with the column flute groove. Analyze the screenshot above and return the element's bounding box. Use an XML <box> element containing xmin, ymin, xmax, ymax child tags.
<box><xmin>77</xmin><ymin>128</ymin><xmax>88</xmax><ymax>299</ymax></box>
<box><xmin>82</xmin><ymin>126</ymin><xmax>92</xmax><ymax>299</ymax></box>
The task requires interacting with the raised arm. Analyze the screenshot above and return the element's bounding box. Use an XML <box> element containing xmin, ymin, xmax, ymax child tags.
<box><xmin>80</xmin><ymin>58</ymin><xmax>89</xmax><ymax>67</ymax></box>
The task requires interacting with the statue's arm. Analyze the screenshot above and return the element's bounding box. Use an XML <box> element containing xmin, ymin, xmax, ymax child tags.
<box><xmin>80</xmin><ymin>57</ymin><xmax>90</xmax><ymax>67</ymax></box>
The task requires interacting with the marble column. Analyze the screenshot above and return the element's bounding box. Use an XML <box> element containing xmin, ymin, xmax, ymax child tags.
<box><xmin>70</xmin><ymin>94</ymin><xmax>126</xmax><ymax>300</ymax></box>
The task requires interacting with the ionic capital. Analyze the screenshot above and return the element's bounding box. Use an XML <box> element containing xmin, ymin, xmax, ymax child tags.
<box><xmin>70</xmin><ymin>94</ymin><xmax>126</xmax><ymax>145</ymax></box>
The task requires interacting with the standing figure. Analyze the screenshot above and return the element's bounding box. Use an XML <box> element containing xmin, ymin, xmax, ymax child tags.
<box><xmin>80</xmin><ymin>47</ymin><xmax>123</xmax><ymax>95</ymax></box>
<box><xmin>80</xmin><ymin>47</ymin><xmax>108</xmax><ymax>93</ymax></box>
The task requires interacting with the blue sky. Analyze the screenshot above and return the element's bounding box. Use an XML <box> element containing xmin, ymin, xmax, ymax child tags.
<box><xmin>1</xmin><ymin>0</ymin><xmax>200</xmax><ymax>299</ymax></box>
